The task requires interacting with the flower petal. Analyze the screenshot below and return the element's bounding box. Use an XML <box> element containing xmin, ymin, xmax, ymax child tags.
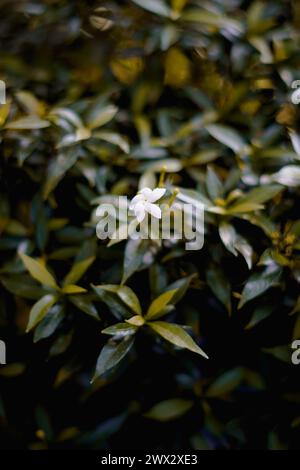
<box><xmin>145</xmin><ymin>202</ymin><xmax>162</xmax><ymax>219</ymax></box>
<box><xmin>129</xmin><ymin>194</ymin><xmax>144</xmax><ymax>209</ymax></box>
<box><xmin>134</xmin><ymin>202</ymin><xmax>146</xmax><ymax>222</ymax></box>
<box><xmin>148</xmin><ymin>187</ymin><xmax>166</xmax><ymax>203</ymax></box>
<box><xmin>139</xmin><ymin>187</ymin><xmax>153</xmax><ymax>199</ymax></box>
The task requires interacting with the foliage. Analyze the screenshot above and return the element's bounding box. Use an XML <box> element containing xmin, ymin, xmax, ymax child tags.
<box><xmin>0</xmin><ymin>0</ymin><xmax>300</xmax><ymax>450</ymax></box>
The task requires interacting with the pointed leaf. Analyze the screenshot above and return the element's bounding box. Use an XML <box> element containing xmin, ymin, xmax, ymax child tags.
<box><xmin>69</xmin><ymin>294</ymin><xmax>99</xmax><ymax>320</ymax></box>
<box><xmin>93</xmin><ymin>285</ymin><xmax>142</xmax><ymax>316</ymax></box>
<box><xmin>144</xmin><ymin>399</ymin><xmax>193</xmax><ymax>422</ymax></box>
<box><xmin>5</xmin><ymin>116</ymin><xmax>50</xmax><ymax>130</ymax></box>
<box><xmin>99</xmin><ymin>285</ymin><xmax>142</xmax><ymax>316</ymax></box>
<box><xmin>206</xmin><ymin>124</ymin><xmax>246</xmax><ymax>153</ymax></box>
<box><xmin>131</xmin><ymin>0</ymin><xmax>171</xmax><ymax>17</ymax></box>
<box><xmin>61</xmin><ymin>285</ymin><xmax>88</xmax><ymax>294</ymax></box>
<box><xmin>238</xmin><ymin>267</ymin><xmax>282</xmax><ymax>309</ymax></box>
<box><xmin>63</xmin><ymin>256</ymin><xmax>95</xmax><ymax>286</ymax></box>
<box><xmin>146</xmin><ymin>289</ymin><xmax>177</xmax><ymax>320</ymax></box>
<box><xmin>19</xmin><ymin>253</ymin><xmax>59</xmax><ymax>290</ymax></box>
<box><xmin>34</xmin><ymin>304</ymin><xmax>64</xmax><ymax>342</ymax></box>
<box><xmin>26</xmin><ymin>294</ymin><xmax>58</xmax><ymax>332</ymax></box>
<box><xmin>102</xmin><ymin>323</ymin><xmax>138</xmax><ymax>337</ymax></box>
<box><xmin>206</xmin><ymin>166</ymin><xmax>223</xmax><ymax>200</ymax></box>
<box><xmin>92</xmin><ymin>335</ymin><xmax>135</xmax><ymax>381</ymax></box>
<box><xmin>86</xmin><ymin>105</ymin><xmax>118</xmax><ymax>130</ymax></box>
<box><xmin>149</xmin><ymin>321</ymin><xmax>208</xmax><ymax>358</ymax></box>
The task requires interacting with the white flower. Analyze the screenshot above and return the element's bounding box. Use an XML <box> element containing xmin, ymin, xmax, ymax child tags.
<box><xmin>129</xmin><ymin>187</ymin><xmax>166</xmax><ymax>223</ymax></box>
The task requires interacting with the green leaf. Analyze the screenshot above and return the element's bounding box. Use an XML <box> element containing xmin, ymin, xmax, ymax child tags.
<box><xmin>93</xmin><ymin>131</ymin><xmax>129</xmax><ymax>154</ymax></box>
<box><xmin>34</xmin><ymin>303</ymin><xmax>64</xmax><ymax>342</ymax></box>
<box><xmin>86</xmin><ymin>105</ymin><xmax>118</xmax><ymax>130</ymax></box>
<box><xmin>206</xmin><ymin>266</ymin><xmax>231</xmax><ymax>314</ymax></box>
<box><xmin>92</xmin><ymin>335</ymin><xmax>135</xmax><ymax>381</ymax></box>
<box><xmin>206</xmin><ymin>124</ymin><xmax>246</xmax><ymax>153</ymax></box>
<box><xmin>122</xmin><ymin>239</ymin><xmax>149</xmax><ymax>284</ymax></box>
<box><xmin>97</xmin><ymin>285</ymin><xmax>142</xmax><ymax>316</ymax></box>
<box><xmin>225</xmin><ymin>201</ymin><xmax>263</xmax><ymax>214</ymax></box>
<box><xmin>271</xmin><ymin>165</ymin><xmax>300</xmax><ymax>187</ymax></box>
<box><xmin>290</xmin><ymin>131</ymin><xmax>300</xmax><ymax>156</ymax></box>
<box><xmin>63</xmin><ymin>256</ymin><xmax>95</xmax><ymax>286</ymax></box>
<box><xmin>91</xmin><ymin>285</ymin><xmax>134</xmax><ymax>319</ymax></box>
<box><xmin>92</xmin><ymin>284</ymin><xmax>142</xmax><ymax>316</ymax></box>
<box><xmin>5</xmin><ymin>116</ymin><xmax>50</xmax><ymax>130</ymax></box>
<box><xmin>144</xmin><ymin>399</ymin><xmax>193</xmax><ymax>422</ymax></box>
<box><xmin>26</xmin><ymin>294</ymin><xmax>58</xmax><ymax>332</ymax></box>
<box><xmin>230</xmin><ymin>185</ymin><xmax>282</xmax><ymax>207</ymax></box>
<box><xmin>245</xmin><ymin>305</ymin><xmax>273</xmax><ymax>330</ymax></box>
<box><xmin>206</xmin><ymin>166</ymin><xmax>223</xmax><ymax>200</ymax></box>
<box><xmin>238</xmin><ymin>267</ymin><xmax>282</xmax><ymax>309</ymax></box>
<box><xmin>293</xmin><ymin>314</ymin><xmax>300</xmax><ymax>341</ymax></box>
<box><xmin>206</xmin><ymin>368</ymin><xmax>243</xmax><ymax>397</ymax></box>
<box><xmin>262</xmin><ymin>345</ymin><xmax>291</xmax><ymax>363</ymax></box>
<box><xmin>164</xmin><ymin>275</ymin><xmax>196</xmax><ymax>305</ymax></box>
<box><xmin>219</xmin><ymin>221</ymin><xmax>253</xmax><ymax>269</ymax></box>
<box><xmin>145</xmin><ymin>289</ymin><xmax>177</xmax><ymax>320</ymax></box>
<box><xmin>102</xmin><ymin>323</ymin><xmax>138</xmax><ymax>337</ymax></box>
<box><xmin>1</xmin><ymin>275</ymin><xmax>48</xmax><ymax>299</ymax></box>
<box><xmin>176</xmin><ymin>187</ymin><xmax>213</xmax><ymax>209</ymax></box>
<box><xmin>15</xmin><ymin>90</ymin><xmax>45</xmax><ymax>116</ymax></box>
<box><xmin>0</xmin><ymin>363</ymin><xmax>26</xmax><ymax>377</ymax></box>
<box><xmin>0</xmin><ymin>102</ymin><xmax>10</xmax><ymax>127</ymax></box>
<box><xmin>126</xmin><ymin>315</ymin><xmax>145</xmax><ymax>326</ymax></box>
<box><xmin>69</xmin><ymin>295</ymin><xmax>99</xmax><ymax>320</ymax></box>
<box><xmin>131</xmin><ymin>0</ymin><xmax>171</xmax><ymax>18</ymax></box>
<box><xmin>182</xmin><ymin>9</ymin><xmax>243</xmax><ymax>35</ymax></box>
<box><xmin>149</xmin><ymin>321</ymin><xmax>208</xmax><ymax>358</ymax></box>
<box><xmin>43</xmin><ymin>149</ymin><xmax>81</xmax><ymax>199</ymax></box>
<box><xmin>19</xmin><ymin>252</ymin><xmax>59</xmax><ymax>290</ymax></box>
<box><xmin>61</xmin><ymin>285</ymin><xmax>87</xmax><ymax>294</ymax></box>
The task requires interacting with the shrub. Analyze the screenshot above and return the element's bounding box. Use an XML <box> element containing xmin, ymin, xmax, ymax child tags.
<box><xmin>0</xmin><ymin>0</ymin><xmax>300</xmax><ymax>450</ymax></box>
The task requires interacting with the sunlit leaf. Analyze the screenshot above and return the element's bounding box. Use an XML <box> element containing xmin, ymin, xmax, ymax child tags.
<box><xmin>149</xmin><ymin>321</ymin><xmax>208</xmax><ymax>358</ymax></box>
<box><xmin>26</xmin><ymin>294</ymin><xmax>58</xmax><ymax>332</ymax></box>
<box><xmin>19</xmin><ymin>253</ymin><xmax>59</xmax><ymax>290</ymax></box>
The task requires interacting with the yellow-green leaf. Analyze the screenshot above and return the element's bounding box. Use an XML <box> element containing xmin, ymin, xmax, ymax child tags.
<box><xmin>144</xmin><ymin>398</ymin><xmax>193</xmax><ymax>421</ymax></box>
<box><xmin>19</xmin><ymin>252</ymin><xmax>59</xmax><ymax>290</ymax></box>
<box><xmin>26</xmin><ymin>294</ymin><xmax>58</xmax><ymax>332</ymax></box>
<box><xmin>126</xmin><ymin>315</ymin><xmax>145</xmax><ymax>326</ymax></box>
<box><xmin>149</xmin><ymin>321</ymin><xmax>208</xmax><ymax>358</ymax></box>
<box><xmin>5</xmin><ymin>115</ymin><xmax>50</xmax><ymax>130</ymax></box>
<box><xmin>164</xmin><ymin>48</ymin><xmax>191</xmax><ymax>87</ymax></box>
<box><xmin>0</xmin><ymin>101</ymin><xmax>10</xmax><ymax>127</ymax></box>
<box><xmin>61</xmin><ymin>285</ymin><xmax>88</xmax><ymax>294</ymax></box>
<box><xmin>145</xmin><ymin>289</ymin><xmax>177</xmax><ymax>320</ymax></box>
<box><xmin>63</xmin><ymin>256</ymin><xmax>95</xmax><ymax>286</ymax></box>
<box><xmin>99</xmin><ymin>285</ymin><xmax>142</xmax><ymax>315</ymax></box>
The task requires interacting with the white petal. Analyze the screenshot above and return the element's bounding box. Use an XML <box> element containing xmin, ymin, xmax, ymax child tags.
<box><xmin>139</xmin><ymin>187</ymin><xmax>153</xmax><ymax>200</ymax></box>
<box><xmin>148</xmin><ymin>187</ymin><xmax>166</xmax><ymax>203</ymax></box>
<box><xmin>129</xmin><ymin>194</ymin><xmax>144</xmax><ymax>209</ymax></box>
<box><xmin>134</xmin><ymin>202</ymin><xmax>146</xmax><ymax>222</ymax></box>
<box><xmin>145</xmin><ymin>202</ymin><xmax>162</xmax><ymax>219</ymax></box>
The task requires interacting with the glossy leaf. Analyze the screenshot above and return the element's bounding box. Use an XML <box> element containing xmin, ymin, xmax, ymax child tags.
<box><xmin>92</xmin><ymin>335</ymin><xmax>135</xmax><ymax>381</ymax></box>
<box><xmin>19</xmin><ymin>253</ymin><xmax>59</xmax><ymax>290</ymax></box>
<box><xmin>26</xmin><ymin>294</ymin><xmax>58</xmax><ymax>332</ymax></box>
<box><xmin>149</xmin><ymin>321</ymin><xmax>208</xmax><ymax>358</ymax></box>
<box><xmin>145</xmin><ymin>289</ymin><xmax>177</xmax><ymax>320</ymax></box>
